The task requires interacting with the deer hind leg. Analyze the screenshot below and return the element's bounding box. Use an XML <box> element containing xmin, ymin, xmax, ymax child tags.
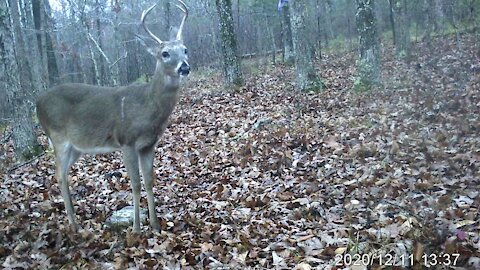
<box><xmin>123</xmin><ymin>146</ymin><xmax>142</xmax><ymax>233</ymax></box>
<box><xmin>139</xmin><ymin>147</ymin><xmax>160</xmax><ymax>231</ymax></box>
<box><xmin>54</xmin><ymin>141</ymin><xmax>81</xmax><ymax>231</ymax></box>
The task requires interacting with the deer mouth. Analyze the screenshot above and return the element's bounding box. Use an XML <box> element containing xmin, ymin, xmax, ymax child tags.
<box><xmin>178</xmin><ymin>62</ymin><xmax>190</xmax><ymax>76</ymax></box>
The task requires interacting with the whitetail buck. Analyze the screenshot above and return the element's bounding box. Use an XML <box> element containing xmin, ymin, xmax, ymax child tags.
<box><xmin>36</xmin><ymin>1</ymin><xmax>190</xmax><ymax>233</ymax></box>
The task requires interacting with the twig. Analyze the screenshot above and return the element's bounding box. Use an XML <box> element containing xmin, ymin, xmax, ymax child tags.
<box><xmin>7</xmin><ymin>152</ymin><xmax>46</xmax><ymax>173</ymax></box>
<box><xmin>2</xmin><ymin>131</ymin><xmax>12</xmax><ymax>143</ymax></box>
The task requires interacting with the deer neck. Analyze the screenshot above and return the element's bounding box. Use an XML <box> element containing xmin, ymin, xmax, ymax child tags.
<box><xmin>150</xmin><ymin>62</ymin><xmax>181</xmax><ymax>94</ymax></box>
<box><xmin>146</xmin><ymin>63</ymin><xmax>181</xmax><ymax>125</ymax></box>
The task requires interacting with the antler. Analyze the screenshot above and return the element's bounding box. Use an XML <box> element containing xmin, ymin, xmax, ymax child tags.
<box><xmin>141</xmin><ymin>3</ymin><xmax>163</xmax><ymax>45</ymax></box>
<box><xmin>175</xmin><ymin>0</ymin><xmax>188</xmax><ymax>41</ymax></box>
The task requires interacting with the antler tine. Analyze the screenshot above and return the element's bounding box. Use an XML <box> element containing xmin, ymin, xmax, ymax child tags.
<box><xmin>141</xmin><ymin>3</ymin><xmax>163</xmax><ymax>45</ymax></box>
<box><xmin>175</xmin><ymin>0</ymin><xmax>189</xmax><ymax>41</ymax></box>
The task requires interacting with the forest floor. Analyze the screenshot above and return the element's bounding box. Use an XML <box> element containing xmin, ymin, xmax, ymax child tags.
<box><xmin>1</xmin><ymin>34</ymin><xmax>480</xmax><ymax>269</ymax></box>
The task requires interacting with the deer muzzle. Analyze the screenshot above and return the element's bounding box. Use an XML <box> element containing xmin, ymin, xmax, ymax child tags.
<box><xmin>178</xmin><ymin>61</ymin><xmax>190</xmax><ymax>76</ymax></box>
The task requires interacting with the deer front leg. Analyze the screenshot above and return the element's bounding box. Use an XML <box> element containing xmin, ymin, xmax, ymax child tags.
<box><xmin>123</xmin><ymin>146</ymin><xmax>142</xmax><ymax>233</ymax></box>
<box><xmin>139</xmin><ymin>147</ymin><xmax>161</xmax><ymax>231</ymax></box>
<box><xmin>55</xmin><ymin>143</ymin><xmax>80</xmax><ymax>231</ymax></box>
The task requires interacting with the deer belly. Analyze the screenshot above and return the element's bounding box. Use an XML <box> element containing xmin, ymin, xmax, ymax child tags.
<box><xmin>70</xmin><ymin>138</ymin><xmax>121</xmax><ymax>154</ymax></box>
<box><xmin>72</xmin><ymin>145</ymin><xmax>120</xmax><ymax>154</ymax></box>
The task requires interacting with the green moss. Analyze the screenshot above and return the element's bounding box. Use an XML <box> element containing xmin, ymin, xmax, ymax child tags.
<box><xmin>304</xmin><ymin>76</ymin><xmax>324</xmax><ymax>93</ymax></box>
<box><xmin>330</xmin><ymin>35</ymin><xmax>347</xmax><ymax>51</ymax></box>
<box><xmin>20</xmin><ymin>144</ymin><xmax>43</xmax><ymax>161</ymax></box>
<box><xmin>353</xmin><ymin>58</ymin><xmax>380</xmax><ymax>92</ymax></box>
<box><xmin>396</xmin><ymin>49</ymin><xmax>407</xmax><ymax>59</ymax></box>
<box><xmin>134</xmin><ymin>74</ymin><xmax>151</xmax><ymax>83</ymax></box>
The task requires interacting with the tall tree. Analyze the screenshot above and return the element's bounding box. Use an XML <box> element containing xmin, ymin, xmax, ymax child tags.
<box><xmin>388</xmin><ymin>0</ymin><xmax>396</xmax><ymax>45</ymax></box>
<box><xmin>290</xmin><ymin>0</ymin><xmax>323</xmax><ymax>92</ymax></box>
<box><xmin>42</xmin><ymin>0</ymin><xmax>59</xmax><ymax>84</ymax></box>
<box><xmin>215</xmin><ymin>0</ymin><xmax>243</xmax><ymax>87</ymax></box>
<box><xmin>2</xmin><ymin>0</ymin><xmax>42</xmax><ymax>160</ymax></box>
<box><xmin>279</xmin><ymin>1</ymin><xmax>294</xmax><ymax>65</ymax></box>
<box><xmin>392</xmin><ymin>0</ymin><xmax>410</xmax><ymax>57</ymax></box>
<box><xmin>354</xmin><ymin>0</ymin><xmax>381</xmax><ymax>91</ymax></box>
<box><xmin>319</xmin><ymin>0</ymin><xmax>334</xmax><ymax>47</ymax></box>
<box><xmin>0</xmin><ymin>2</ymin><xmax>14</xmax><ymax>124</ymax></box>
<box><xmin>164</xmin><ymin>1</ymin><xmax>171</xmax><ymax>38</ymax></box>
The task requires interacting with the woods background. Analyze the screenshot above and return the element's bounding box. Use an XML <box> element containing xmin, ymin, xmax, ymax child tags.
<box><xmin>1</xmin><ymin>0</ymin><xmax>478</xmax><ymax>162</ymax></box>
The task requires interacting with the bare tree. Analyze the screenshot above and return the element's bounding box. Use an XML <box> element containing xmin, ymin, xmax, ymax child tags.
<box><xmin>215</xmin><ymin>0</ymin><xmax>243</xmax><ymax>87</ymax></box>
<box><xmin>279</xmin><ymin>1</ymin><xmax>294</xmax><ymax>65</ymax></box>
<box><xmin>5</xmin><ymin>0</ymin><xmax>43</xmax><ymax>160</ymax></box>
<box><xmin>392</xmin><ymin>0</ymin><xmax>410</xmax><ymax>57</ymax></box>
<box><xmin>354</xmin><ymin>0</ymin><xmax>381</xmax><ymax>91</ymax></box>
<box><xmin>290</xmin><ymin>0</ymin><xmax>323</xmax><ymax>92</ymax></box>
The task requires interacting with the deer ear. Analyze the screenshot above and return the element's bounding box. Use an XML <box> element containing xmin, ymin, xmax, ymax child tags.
<box><xmin>135</xmin><ymin>34</ymin><xmax>157</xmax><ymax>56</ymax></box>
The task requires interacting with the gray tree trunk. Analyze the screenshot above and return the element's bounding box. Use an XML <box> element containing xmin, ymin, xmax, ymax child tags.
<box><xmin>21</xmin><ymin>0</ymin><xmax>46</xmax><ymax>92</ymax></box>
<box><xmin>215</xmin><ymin>0</ymin><xmax>243</xmax><ymax>87</ymax></box>
<box><xmin>43</xmin><ymin>0</ymin><xmax>59</xmax><ymax>85</ymax></box>
<box><xmin>433</xmin><ymin>0</ymin><xmax>446</xmax><ymax>33</ymax></box>
<box><xmin>281</xmin><ymin>3</ymin><xmax>294</xmax><ymax>65</ymax></box>
<box><xmin>388</xmin><ymin>0</ymin><xmax>397</xmax><ymax>45</ymax></box>
<box><xmin>2</xmin><ymin>0</ymin><xmax>42</xmax><ymax>161</ymax></box>
<box><xmin>164</xmin><ymin>1</ymin><xmax>171</xmax><ymax>38</ymax></box>
<box><xmin>354</xmin><ymin>0</ymin><xmax>381</xmax><ymax>91</ymax></box>
<box><xmin>32</xmin><ymin>0</ymin><xmax>48</xmax><ymax>75</ymax></box>
<box><xmin>324</xmin><ymin>0</ymin><xmax>334</xmax><ymax>42</ymax></box>
<box><xmin>290</xmin><ymin>0</ymin><xmax>323</xmax><ymax>92</ymax></box>
<box><xmin>392</xmin><ymin>0</ymin><xmax>410</xmax><ymax>58</ymax></box>
<box><xmin>422</xmin><ymin>0</ymin><xmax>435</xmax><ymax>46</ymax></box>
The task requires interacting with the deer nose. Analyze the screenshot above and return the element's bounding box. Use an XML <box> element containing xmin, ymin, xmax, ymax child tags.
<box><xmin>178</xmin><ymin>62</ymin><xmax>190</xmax><ymax>76</ymax></box>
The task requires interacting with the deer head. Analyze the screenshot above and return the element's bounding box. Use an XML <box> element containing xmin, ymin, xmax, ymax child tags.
<box><xmin>140</xmin><ymin>0</ymin><xmax>190</xmax><ymax>78</ymax></box>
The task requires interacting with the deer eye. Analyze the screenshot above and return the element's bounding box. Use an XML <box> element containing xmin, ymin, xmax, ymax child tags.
<box><xmin>184</xmin><ymin>48</ymin><xmax>188</xmax><ymax>54</ymax></box>
<box><xmin>161</xmin><ymin>51</ymin><xmax>170</xmax><ymax>58</ymax></box>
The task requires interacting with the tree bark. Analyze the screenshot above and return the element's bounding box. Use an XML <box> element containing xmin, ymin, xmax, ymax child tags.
<box><xmin>43</xmin><ymin>0</ymin><xmax>59</xmax><ymax>85</ymax></box>
<box><xmin>354</xmin><ymin>0</ymin><xmax>381</xmax><ymax>91</ymax></box>
<box><xmin>290</xmin><ymin>0</ymin><xmax>323</xmax><ymax>92</ymax></box>
<box><xmin>422</xmin><ymin>0</ymin><xmax>435</xmax><ymax>46</ymax></box>
<box><xmin>215</xmin><ymin>0</ymin><xmax>243</xmax><ymax>87</ymax></box>
<box><xmin>32</xmin><ymin>0</ymin><xmax>48</xmax><ymax>71</ymax></box>
<box><xmin>392</xmin><ymin>0</ymin><xmax>410</xmax><ymax>58</ymax></box>
<box><xmin>18</xmin><ymin>0</ymin><xmax>45</xmax><ymax>93</ymax></box>
<box><xmin>388</xmin><ymin>0</ymin><xmax>396</xmax><ymax>45</ymax></box>
<box><xmin>320</xmin><ymin>0</ymin><xmax>334</xmax><ymax>47</ymax></box>
<box><xmin>2</xmin><ymin>0</ymin><xmax>42</xmax><ymax>160</ymax></box>
<box><xmin>281</xmin><ymin>3</ymin><xmax>294</xmax><ymax>65</ymax></box>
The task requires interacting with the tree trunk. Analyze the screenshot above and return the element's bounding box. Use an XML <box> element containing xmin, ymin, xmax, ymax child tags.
<box><xmin>268</xmin><ymin>21</ymin><xmax>277</xmax><ymax>65</ymax></box>
<box><xmin>392</xmin><ymin>0</ymin><xmax>410</xmax><ymax>58</ymax></box>
<box><xmin>433</xmin><ymin>0</ymin><xmax>445</xmax><ymax>33</ymax></box>
<box><xmin>95</xmin><ymin>0</ymin><xmax>107</xmax><ymax>85</ymax></box>
<box><xmin>315</xmin><ymin>0</ymin><xmax>323</xmax><ymax>59</ymax></box>
<box><xmin>2</xmin><ymin>0</ymin><xmax>42</xmax><ymax>160</ymax></box>
<box><xmin>354</xmin><ymin>0</ymin><xmax>381</xmax><ymax>91</ymax></box>
<box><xmin>18</xmin><ymin>0</ymin><xmax>45</xmax><ymax>94</ymax></box>
<box><xmin>322</xmin><ymin>0</ymin><xmax>334</xmax><ymax>47</ymax></box>
<box><xmin>43</xmin><ymin>0</ymin><xmax>59</xmax><ymax>85</ymax></box>
<box><xmin>290</xmin><ymin>0</ymin><xmax>323</xmax><ymax>92</ymax></box>
<box><xmin>32</xmin><ymin>0</ymin><xmax>48</xmax><ymax>73</ymax></box>
<box><xmin>388</xmin><ymin>0</ymin><xmax>396</xmax><ymax>45</ymax></box>
<box><xmin>164</xmin><ymin>1</ymin><xmax>171</xmax><ymax>39</ymax></box>
<box><xmin>281</xmin><ymin>3</ymin><xmax>294</xmax><ymax>65</ymax></box>
<box><xmin>215</xmin><ymin>0</ymin><xmax>243</xmax><ymax>87</ymax></box>
<box><xmin>422</xmin><ymin>0</ymin><xmax>435</xmax><ymax>46</ymax></box>
<box><xmin>469</xmin><ymin>0</ymin><xmax>478</xmax><ymax>32</ymax></box>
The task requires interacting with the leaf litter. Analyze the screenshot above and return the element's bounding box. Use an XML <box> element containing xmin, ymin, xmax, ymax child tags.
<box><xmin>1</xmin><ymin>35</ymin><xmax>479</xmax><ymax>269</ymax></box>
